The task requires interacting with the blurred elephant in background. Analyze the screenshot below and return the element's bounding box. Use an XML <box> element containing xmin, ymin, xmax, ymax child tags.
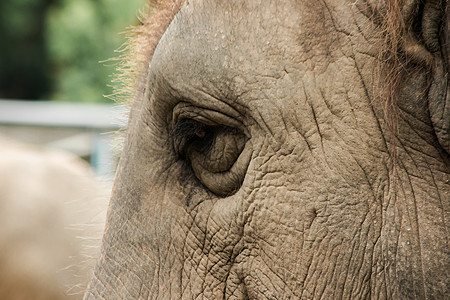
<box><xmin>0</xmin><ymin>136</ymin><xmax>108</xmax><ymax>300</ymax></box>
<box><xmin>86</xmin><ymin>0</ymin><xmax>448</xmax><ymax>299</ymax></box>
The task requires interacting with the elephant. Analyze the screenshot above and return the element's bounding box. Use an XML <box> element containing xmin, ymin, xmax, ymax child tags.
<box><xmin>0</xmin><ymin>136</ymin><xmax>108</xmax><ymax>300</ymax></box>
<box><xmin>86</xmin><ymin>0</ymin><xmax>449</xmax><ymax>299</ymax></box>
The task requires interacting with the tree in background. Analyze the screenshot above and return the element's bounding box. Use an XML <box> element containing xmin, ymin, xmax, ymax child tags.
<box><xmin>0</xmin><ymin>0</ymin><xmax>55</xmax><ymax>100</ymax></box>
<box><xmin>0</xmin><ymin>0</ymin><xmax>144</xmax><ymax>102</ymax></box>
<box><xmin>47</xmin><ymin>0</ymin><xmax>145</xmax><ymax>102</ymax></box>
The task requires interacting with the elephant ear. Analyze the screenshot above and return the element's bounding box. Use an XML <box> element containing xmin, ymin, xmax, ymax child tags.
<box><xmin>399</xmin><ymin>0</ymin><xmax>449</xmax><ymax>153</ymax></box>
<box><xmin>426</xmin><ymin>1</ymin><xmax>449</xmax><ymax>154</ymax></box>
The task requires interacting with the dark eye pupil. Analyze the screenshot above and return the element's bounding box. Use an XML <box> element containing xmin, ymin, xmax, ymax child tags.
<box><xmin>195</xmin><ymin>128</ymin><xmax>206</xmax><ymax>138</ymax></box>
<box><xmin>172</xmin><ymin>119</ymin><xmax>215</xmax><ymax>158</ymax></box>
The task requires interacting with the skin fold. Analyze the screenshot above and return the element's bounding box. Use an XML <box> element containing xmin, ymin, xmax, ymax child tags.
<box><xmin>86</xmin><ymin>0</ymin><xmax>449</xmax><ymax>299</ymax></box>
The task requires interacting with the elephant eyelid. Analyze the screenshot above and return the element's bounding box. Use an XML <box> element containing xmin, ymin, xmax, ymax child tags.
<box><xmin>172</xmin><ymin>118</ymin><xmax>205</xmax><ymax>140</ymax></box>
<box><xmin>171</xmin><ymin>102</ymin><xmax>245</xmax><ymax>134</ymax></box>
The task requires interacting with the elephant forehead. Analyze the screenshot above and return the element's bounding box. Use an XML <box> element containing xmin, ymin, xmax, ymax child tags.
<box><xmin>150</xmin><ymin>0</ymin><xmax>349</xmax><ymax>99</ymax></box>
<box><xmin>148</xmin><ymin>0</ymin><xmax>377</xmax><ymax>147</ymax></box>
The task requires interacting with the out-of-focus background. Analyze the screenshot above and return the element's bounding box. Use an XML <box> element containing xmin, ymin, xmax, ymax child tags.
<box><xmin>0</xmin><ymin>0</ymin><xmax>145</xmax><ymax>298</ymax></box>
<box><xmin>0</xmin><ymin>0</ymin><xmax>146</xmax><ymax>176</ymax></box>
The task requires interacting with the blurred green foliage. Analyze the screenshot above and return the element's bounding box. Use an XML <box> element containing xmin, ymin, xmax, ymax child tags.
<box><xmin>0</xmin><ymin>0</ymin><xmax>145</xmax><ymax>102</ymax></box>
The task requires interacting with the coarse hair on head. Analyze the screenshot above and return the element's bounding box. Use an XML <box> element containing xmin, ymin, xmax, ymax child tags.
<box><xmin>107</xmin><ymin>0</ymin><xmax>184</xmax><ymax>107</ymax></box>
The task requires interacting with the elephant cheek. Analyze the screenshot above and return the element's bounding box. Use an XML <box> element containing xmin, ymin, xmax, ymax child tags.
<box><xmin>85</xmin><ymin>162</ymin><xmax>189</xmax><ymax>298</ymax></box>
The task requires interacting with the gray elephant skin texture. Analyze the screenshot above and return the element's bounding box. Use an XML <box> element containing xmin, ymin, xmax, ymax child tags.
<box><xmin>85</xmin><ymin>0</ymin><xmax>449</xmax><ymax>299</ymax></box>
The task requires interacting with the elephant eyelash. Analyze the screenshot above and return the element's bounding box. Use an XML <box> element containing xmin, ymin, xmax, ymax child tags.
<box><xmin>172</xmin><ymin>119</ymin><xmax>205</xmax><ymax>139</ymax></box>
<box><xmin>171</xmin><ymin>119</ymin><xmax>214</xmax><ymax>158</ymax></box>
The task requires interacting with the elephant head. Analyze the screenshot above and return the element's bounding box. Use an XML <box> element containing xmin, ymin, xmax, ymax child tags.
<box><xmin>86</xmin><ymin>0</ymin><xmax>449</xmax><ymax>298</ymax></box>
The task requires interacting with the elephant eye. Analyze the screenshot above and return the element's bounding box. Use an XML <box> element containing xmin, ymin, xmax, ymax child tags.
<box><xmin>172</xmin><ymin>118</ymin><xmax>250</xmax><ymax>197</ymax></box>
<box><xmin>173</xmin><ymin>119</ymin><xmax>214</xmax><ymax>157</ymax></box>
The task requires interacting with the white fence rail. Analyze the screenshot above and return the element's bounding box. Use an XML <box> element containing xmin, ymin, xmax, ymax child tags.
<box><xmin>0</xmin><ymin>100</ymin><xmax>129</xmax><ymax>177</ymax></box>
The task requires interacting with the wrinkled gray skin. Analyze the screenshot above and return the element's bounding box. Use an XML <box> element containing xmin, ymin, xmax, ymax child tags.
<box><xmin>86</xmin><ymin>0</ymin><xmax>449</xmax><ymax>299</ymax></box>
